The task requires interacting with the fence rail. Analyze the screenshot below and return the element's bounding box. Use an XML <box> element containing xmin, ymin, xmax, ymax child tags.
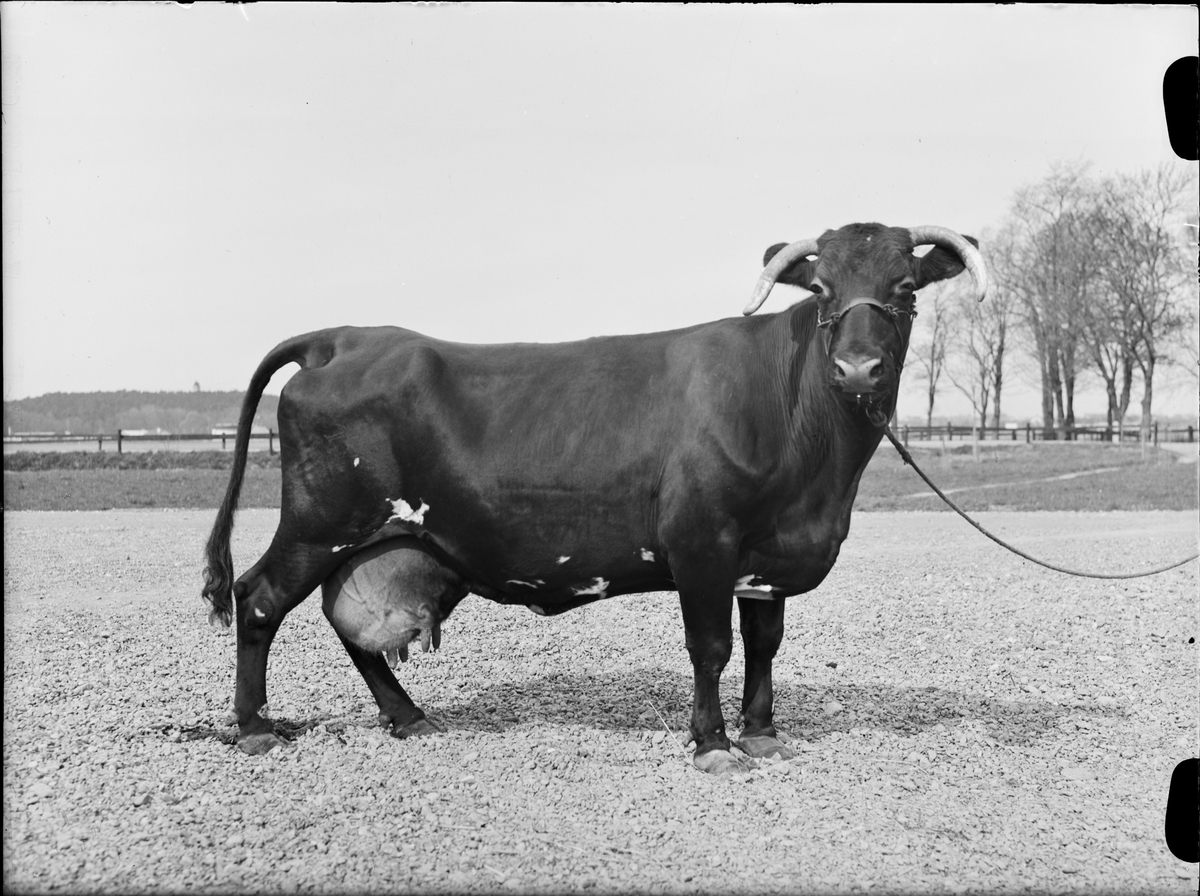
<box><xmin>3</xmin><ymin>423</ymin><xmax>1196</xmax><ymax>453</ymax></box>
<box><xmin>898</xmin><ymin>423</ymin><xmax>1196</xmax><ymax>445</ymax></box>
<box><xmin>2</xmin><ymin>430</ymin><xmax>277</xmax><ymax>453</ymax></box>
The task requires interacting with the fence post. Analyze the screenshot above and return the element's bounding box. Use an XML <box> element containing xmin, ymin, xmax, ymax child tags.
<box><xmin>221</xmin><ymin>434</ymin><xmax>227</xmax><ymax>451</ymax></box>
<box><xmin>1025</xmin><ymin>422</ymin><xmax>1031</xmax><ymax>443</ymax></box>
<box><xmin>1153</xmin><ymin>422</ymin><xmax>1158</xmax><ymax>446</ymax></box>
<box><xmin>117</xmin><ymin>430</ymin><xmax>123</xmax><ymax>454</ymax></box>
<box><xmin>98</xmin><ymin>436</ymin><xmax>104</xmax><ymax>452</ymax></box>
<box><xmin>269</xmin><ymin>429</ymin><xmax>275</xmax><ymax>456</ymax></box>
<box><xmin>1189</xmin><ymin>425</ymin><xmax>1194</xmax><ymax>443</ymax></box>
<box><xmin>946</xmin><ymin>422</ymin><xmax>953</xmax><ymax>441</ymax></box>
<box><xmin>902</xmin><ymin>425</ymin><xmax>909</xmax><ymax>446</ymax></box>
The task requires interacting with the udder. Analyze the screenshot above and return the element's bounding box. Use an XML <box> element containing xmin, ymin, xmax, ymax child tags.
<box><xmin>321</xmin><ymin>539</ymin><xmax>462</xmax><ymax>667</ymax></box>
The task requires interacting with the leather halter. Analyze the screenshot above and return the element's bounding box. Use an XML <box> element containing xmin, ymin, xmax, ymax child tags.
<box><xmin>816</xmin><ymin>295</ymin><xmax>918</xmax><ymax>334</ymax></box>
<box><xmin>817</xmin><ymin>296</ymin><xmax>917</xmax><ymax>428</ymax></box>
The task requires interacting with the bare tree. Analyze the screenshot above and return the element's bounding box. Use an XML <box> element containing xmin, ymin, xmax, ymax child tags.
<box><xmin>908</xmin><ymin>279</ymin><xmax>954</xmax><ymax>429</ymax></box>
<box><xmin>1078</xmin><ymin>230</ymin><xmax>1139</xmax><ymax>440</ymax></box>
<box><xmin>1094</xmin><ymin>164</ymin><xmax>1197</xmax><ymax>445</ymax></box>
<box><xmin>946</xmin><ymin>233</ymin><xmax>1017</xmax><ymax>430</ymax></box>
<box><xmin>997</xmin><ymin>162</ymin><xmax>1097</xmax><ymax>438</ymax></box>
<box><xmin>1171</xmin><ymin>209</ymin><xmax>1200</xmax><ymax>387</ymax></box>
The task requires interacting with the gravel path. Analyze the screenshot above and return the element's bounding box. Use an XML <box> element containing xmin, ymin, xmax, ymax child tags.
<box><xmin>4</xmin><ymin>509</ymin><xmax>1197</xmax><ymax>894</ymax></box>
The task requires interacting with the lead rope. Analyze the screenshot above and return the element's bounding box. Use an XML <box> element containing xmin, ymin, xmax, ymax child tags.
<box><xmin>881</xmin><ymin>426</ymin><xmax>1200</xmax><ymax>580</ymax></box>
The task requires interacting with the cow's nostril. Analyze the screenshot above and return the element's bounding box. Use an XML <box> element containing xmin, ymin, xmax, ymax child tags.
<box><xmin>833</xmin><ymin>356</ymin><xmax>886</xmax><ymax>393</ymax></box>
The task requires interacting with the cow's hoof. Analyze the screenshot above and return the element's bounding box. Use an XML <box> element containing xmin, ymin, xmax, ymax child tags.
<box><xmin>237</xmin><ymin>731</ymin><xmax>290</xmax><ymax>755</ymax></box>
<box><xmin>736</xmin><ymin>735</ymin><xmax>795</xmax><ymax>761</ymax></box>
<box><xmin>693</xmin><ymin>748</ymin><xmax>747</xmax><ymax>775</ymax></box>
<box><xmin>391</xmin><ymin>718</ymin><xmax>442</xmax><ymax>739</ymax></box>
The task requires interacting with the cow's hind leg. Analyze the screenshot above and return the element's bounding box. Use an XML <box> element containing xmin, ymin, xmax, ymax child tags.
<box><xmin>321</xmin><ymin>538</ymin><xmax>468</xmax><ymax>741</ymax></box>
<box><xmin>232</xmin><ymin>541</ymin><xmax>338</xmax><ymax>755</ymax></box>
<box><xmin>333</xmin><ymin>634</ymin><xmax>441</xmax><ymax>738</ymax></box>
<box><xmin>735</xmin><ymin>597</ymin><xmax>795</xmax><ymax>761</ymax></box>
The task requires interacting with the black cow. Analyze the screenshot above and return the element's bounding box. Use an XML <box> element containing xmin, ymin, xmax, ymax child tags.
<box><xmin>202</xmin><ymin>222</ymin><xmax>987</xmax><ymax>773</ymax></box>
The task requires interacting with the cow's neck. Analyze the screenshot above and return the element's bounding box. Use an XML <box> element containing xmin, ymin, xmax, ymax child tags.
<box><xmin>774</xmin><ymin>304</ymin><xmax>886</xmax><ymax>507</ymax></box>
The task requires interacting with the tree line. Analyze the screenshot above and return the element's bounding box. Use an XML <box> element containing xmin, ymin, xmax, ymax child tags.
<box><xmin>908</xmin><ymin>161</ymin><xmax>1197</xmax><ymax>441</ymax></box>
<box><xmin>3</xmin><ymin>391</ymin><xmax>280</xmax><ymax>437</ymax></box>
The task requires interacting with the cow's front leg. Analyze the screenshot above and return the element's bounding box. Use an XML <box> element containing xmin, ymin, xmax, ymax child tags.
<box><xmin>735</xmin><ymin>596</ymin><xmax>794</xmax><ymax>761</ymax></box>
<box><xmin>675</xmin><ymin>557</ymin><xmax>745</xmax><ymax>775</ymax></box>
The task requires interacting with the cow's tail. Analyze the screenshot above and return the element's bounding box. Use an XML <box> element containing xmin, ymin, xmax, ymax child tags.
<box><xmin>201</xmin><ymin>332</ymin><xmax>336</xmax><ymax>627</ymax></box>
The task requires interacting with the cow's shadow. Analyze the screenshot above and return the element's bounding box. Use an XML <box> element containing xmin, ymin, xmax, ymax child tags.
<box><xmin>184</xmin><ymin>667</ymin><xmax>1120</xmax><ymax>750</ymax></box>
<box><xmin>428</xmin><ymin>669</ymin><xmax>1118</xmax><ymax>748</ymax></box>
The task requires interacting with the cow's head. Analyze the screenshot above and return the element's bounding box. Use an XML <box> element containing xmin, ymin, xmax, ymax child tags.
<box><xmin>745</xmin><ymin>223</ymin><xmax>987</xmax><ymax>423</ymax></box>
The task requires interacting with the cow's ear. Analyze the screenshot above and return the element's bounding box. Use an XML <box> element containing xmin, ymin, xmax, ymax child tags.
<box><xmin>914</xmin><ymin>235</ymin><xmax>978</xmax><ymax>289</ymax></box>
<box><xmin>763</xmin><ymin>243</ymin><xmax>815</xmax><ymax>288</ymax></box>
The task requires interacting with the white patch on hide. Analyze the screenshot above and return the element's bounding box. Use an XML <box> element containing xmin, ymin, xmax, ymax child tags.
<box><xmin>254</xmin><ymin>607</ymin><xmax>266</xmax><ymax>619</ymax></box>
<box><xmin>528</xmin><ymin>605</ymin><xmax>547</xmax><ymax>616</ymax></box>
<box><xmin>572</xmin><ymin>577</ymin><xmax>609</xmax><ymax>598</ymax></box>
<box><xmin>734</xmin><ymin>574</ymin><xmax>776</xmax><ymax>600</ymax></box>
<box><xmin>735</xmin><ymin>574</ymin><xmax>772</xmax><ymax>592</ymax></box>
<box><xmin>556</xmin><ymin>556</ymin><xmax>570</xmax><ymax>565</ymax></box>
<box><xmin>332</xmin><ymin>544</ymin><xmax>353</xmax><ymax>553</ymax></box>
<box><xmin>640</xmin><ymin>548</ymin><xmax>655</xmax><ymax>562</ymax></box>
<box><xmin>388</xmin><ymin>497</ymin><xmax>430</xmax><ymax>525</ymax></box>
<box><xmin>353</xmin><ymin>457</ymin><xmax>360</xmax><ymax>467</ymax></box>
<box><xmin>507</xmin><ymin>580</ymin><xmax>538</xmax><ymax>589</ymax></box>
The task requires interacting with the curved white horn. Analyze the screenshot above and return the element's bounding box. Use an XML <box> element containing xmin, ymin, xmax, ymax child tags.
<box><xmin>908</xmin><ymin>225</ymin><xmax>989</xmax><ymax>302</ymax></box>
<box><xmin>743</xmin><ymin>238</ymin><xmax>821</xmax><ymax>315</ymax></box>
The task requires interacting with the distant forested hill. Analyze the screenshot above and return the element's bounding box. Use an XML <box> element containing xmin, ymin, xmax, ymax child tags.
<box><xmin>3</xmin><ymin>392</ymin><xmax>280</xmax><ymax>436</ymax></box>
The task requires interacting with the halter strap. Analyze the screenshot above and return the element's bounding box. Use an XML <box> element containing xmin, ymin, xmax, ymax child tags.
<box><xmin>816</xmin><ymin>296</ymin><xmax>917</xmax><ymax>331</ymax></box>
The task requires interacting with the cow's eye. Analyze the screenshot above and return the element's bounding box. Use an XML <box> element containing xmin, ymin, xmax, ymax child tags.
<box><xmin>808</xmin><ymin>282</ymin><xmax>824</xmax><ymax>295</ymax></box>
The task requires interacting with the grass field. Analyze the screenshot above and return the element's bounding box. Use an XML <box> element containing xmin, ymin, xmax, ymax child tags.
<box><xmin>857</xmin><ymin>442</ymin><xmax>1198</xmax><ymax>512</ymax></box>
<box><xmin>2</xmin><ymin>444</ymin><xmax>1196</xmax><ymax>512</ymax></box>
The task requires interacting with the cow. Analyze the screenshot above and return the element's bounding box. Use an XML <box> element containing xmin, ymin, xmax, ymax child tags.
<box><xmin>202</xmin><ymin>222</ymin><xmax>987</xmax><ymax>774</ymax></box>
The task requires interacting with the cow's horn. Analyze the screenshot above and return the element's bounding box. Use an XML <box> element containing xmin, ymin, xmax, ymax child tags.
<box><xmin>908</xmin><ymin>226</ymin><xmax>989</xmax><ymax>302</ymax></box>
<box><xmin>743</xmin><ymin>238</ymin><xmax>820</xmax><ymax>316</ymax></box>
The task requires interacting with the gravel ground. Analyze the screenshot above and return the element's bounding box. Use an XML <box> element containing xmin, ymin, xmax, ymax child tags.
<box><xmin>3</xmin><ymin>509</ymin><xmax>1197</xmax><ymax>895</ymax></box>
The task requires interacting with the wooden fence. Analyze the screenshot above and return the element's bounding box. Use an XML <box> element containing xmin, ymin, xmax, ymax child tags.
<box><xmin>898</xmin><ymin>423</ymin><xmax>1196</xmax><ymax>445</ymax></box>
<box><xmin>3</xmin><ymin>423</ymin><xmax>1196</xmax><ymax>453</ymax></box>
<box><xmin>2</xmin><ymin>430</ymin><xmax>277</xmax><ymax>453</ymax></box>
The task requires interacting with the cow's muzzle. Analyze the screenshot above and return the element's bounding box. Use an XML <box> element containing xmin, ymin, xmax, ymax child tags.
<box><xmin>832</xmin><ymin>354</ymin><xmax>887</xmax><ymax>395</ymax></box>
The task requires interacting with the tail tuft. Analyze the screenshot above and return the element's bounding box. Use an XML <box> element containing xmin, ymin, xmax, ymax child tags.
<box><xmin>202</xmin><ymin>525</ymin><xmax>235</xmax><ymax>627</ymax></box>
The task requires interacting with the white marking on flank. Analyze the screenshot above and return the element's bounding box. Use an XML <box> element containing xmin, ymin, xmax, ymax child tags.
<box><xmin>254</xmin><ymin>608</ymin><xmax>266</xmax><ymax>619</ymax></box>
<box><xmin>640</xmin><ymin>548</ymin><xmax>655</xmax><ymax>562</ymax></box>
<box><xmin>507</xmin><ymin>580</ymin><xmax>538</xmax><ymax>589</ymax></box>
<box><xmin>353</xmin><ymin>457</ymin><xmax>360</xmax><ymax>467</ymax></box>
<box><xmin>388</xmin><ymin>497</ymin><xmax>430</xmax><ymax>525</ymax></box>
<box><xmin>735</xmin><ymin>574</ymin><xmax>773</xmax><ymax>594</ymax></box>
<box><xmin>332</xmin><ymin>544</ymin><xmax>353</xmax><ymax>553</ymax></box>
<box><xmin>572</xmin><ymin>577</ymin><xmax>609</xmax><ymax>598</ymax></box>
<box><xmin>556</xmin><ymin>556</ymin><xmax>570</xmax><ymax>565</ymax></box>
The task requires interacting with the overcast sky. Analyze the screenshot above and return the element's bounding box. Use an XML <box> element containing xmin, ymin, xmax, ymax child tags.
<box><xmin>3</xmin><ymin>3</ymin><xmax>1196</xmax><ymax>421</ymax></box>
